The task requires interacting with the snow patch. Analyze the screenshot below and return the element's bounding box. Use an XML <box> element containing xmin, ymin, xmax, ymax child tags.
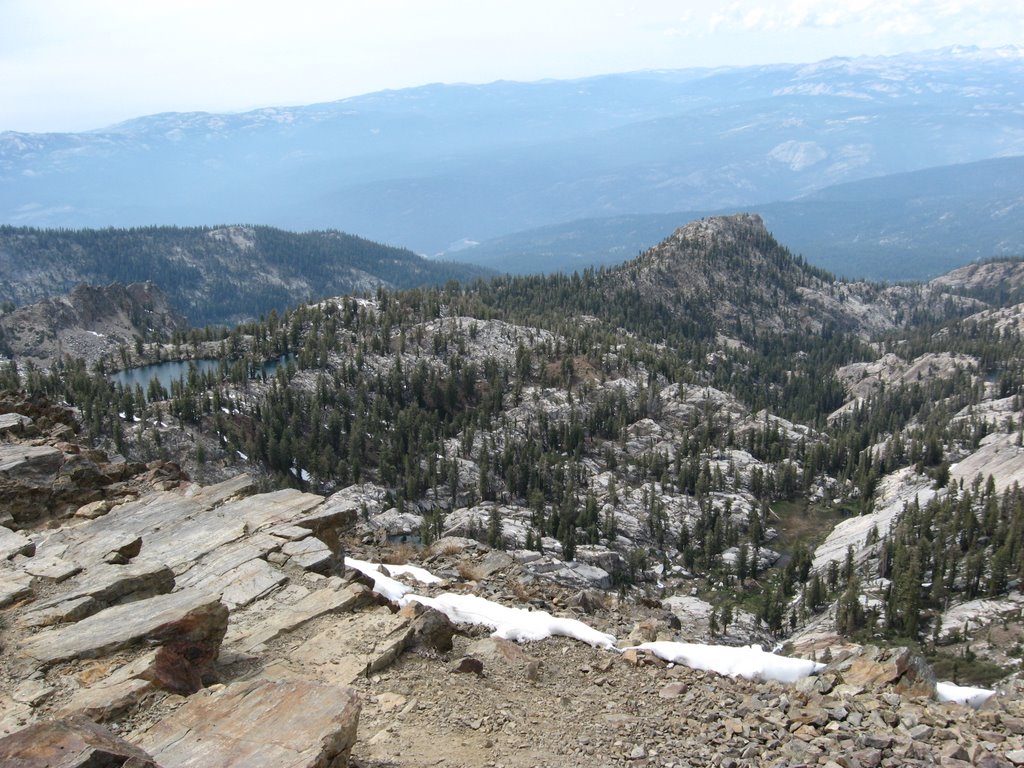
<box><xmin>345</xmin><ymin>557</ymin><xmax>415</xmax><ymax>601</ymax></box>
<box><xmin>347</xmin><ymin>561</ymin><xmax>824</xmax><ymax>681</ymax></box>
<box><xmin>377</xmin><ymin>562</ymin><xmax>443</xmax><ymax>585</ymax></box>
<box><xmin>407</xmin><ymin>592</ymin><xmax>617</xmax><ymax>650</ymax></box>
<box><xmin>936</xmin><ymin>681</ymin><xmax>995</xmax><ymax>708</ymax></box>
<box><xmin>626</xmin><ymin>641</ymin><xmax>825</xmax><ymax>684</ymax></box>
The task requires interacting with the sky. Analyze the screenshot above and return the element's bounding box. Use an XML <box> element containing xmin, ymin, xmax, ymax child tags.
<box><xmin>1</xmin><ymin>0</ymin><xmax>1021</xmax><ymax>133</ymax></box>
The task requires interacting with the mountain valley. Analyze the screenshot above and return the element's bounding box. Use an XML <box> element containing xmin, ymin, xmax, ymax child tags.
<box><xmin>3</xmin><ymin>213</ymin><xmax>1024</xmax><ymax>765</ymax></box>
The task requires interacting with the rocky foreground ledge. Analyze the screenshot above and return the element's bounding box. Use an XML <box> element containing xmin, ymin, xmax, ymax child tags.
<box><xmin>1</xmin><ymin>400</ymin><xmax>1024</xmax><ymax>767</ymax></box>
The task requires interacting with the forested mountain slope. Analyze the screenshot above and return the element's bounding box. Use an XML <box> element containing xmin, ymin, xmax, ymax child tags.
<box><xmin>0</xmin><ymin>224</ymin><xmax>492</xmax><ymax>326</ymax></box>
<box><xmin>466</xmin><ymin>214</ymin><xmax>979</xmax><ymax>347</ymax></box>
<box><xmin>7</xmin><ymin>214</ymin><xmax>1024</xmax><ymax>688</ymax></box>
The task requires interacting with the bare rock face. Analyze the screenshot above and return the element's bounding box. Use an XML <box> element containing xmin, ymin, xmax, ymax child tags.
<box><xmin>0</xmin><ymin>408</ymin><xmax>395</xmax><ymax>762</ymax></box>
<box><xmin>0</xmin><ymin>444</ymin><xmax>70</xmax><ymax>526</ymax></box>
<box><xmin>0</xmin><ymin>716</ymin><xmax>159</xmax><ymax>768</ymax></box>
<box><xmin>0</xmin><ymin>568</ymin><xmax>33</xmax><ymax>609</ymax></box>
<box><xmin>136</xmin><ymin>678</ymin><xmax>360</xmax><ymax>768</ymax></box>
<box><xmin>0</xmin><ymin>396</ymin><xmax>190</xmax><ymax>529</ymax></box>
<box><xmin>930</xmin><ymin>260</ymin><xmax>1024</xmax><ymax>294</ymax></box>
<box><xmin>0</xmin><ymin>412</ymin><xmax>34</xmax><ymax>435</ymax></box>
<box><xmin>0</xmin><ymin>526</ymin><xmax>34</xmax><ymax>561</ymax></box>
<box><xmin>21</xmin><ymin>560</ymin><xmax>176</xmax><ymax>628</ymax></box>
<box><xmin>224</xmin><ymin>582</ymin><xmax>371</xmax><ymax>654</ymax></box>
<box><xmin>18</xmin><ymin>589</ymin><xmax>228</xmax><ymax>667</ymax></box>
<box><xmin>56</xmin><ymin>651</ymin><xmax>162</xmax><ymax>723</ymax></box>
<box><xmin>826</xmin><ymin>645</ymin><xmax>937</xmax><ymax>698</ymax></box>
<box><xmin>0</xmin><ymin>281</ymin><xmax>188</xmax><ymax>369</ymax></box>
<box><xmin>0</xmin><ymin>444</ymin><xmax>64</xmax><ymax>489</ymax></box>
<box><xmin>517</xmin><ymin>553</ymin><xmax>612</xmax><ymax>590</ymax></box>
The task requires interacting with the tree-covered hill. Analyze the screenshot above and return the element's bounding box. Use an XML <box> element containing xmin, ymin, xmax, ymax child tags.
<box><xmin>8</xmin><ymin>214</ymin><xmax>1024</xmax><ymax>685</ymax></box>
<box><xmin>0</xmin><ymin>224</ymin><xmax>493</xmax><ymax>326</ymax></box>
<box><xmin>463</xmin><ymin>214</ymin><xmax>980</xmax><ymax>349</ymax></box>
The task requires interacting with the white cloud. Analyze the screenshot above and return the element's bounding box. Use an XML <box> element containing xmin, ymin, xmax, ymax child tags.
<box><xmin>742</xmin><ymin>7</ymin><xmax>767</xmax><ymax>30</ymax></box>
<box><xmin>688</xmin><ymin>0</ymin><xmax>1022</xmax><ymax>36</ymax></box>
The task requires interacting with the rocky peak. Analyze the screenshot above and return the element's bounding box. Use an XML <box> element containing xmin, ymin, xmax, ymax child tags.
<box><xmin>661</xmin><ymin>213</ymin><xmax>770</xmax><ymax>250</ymax></box>
<box><xmin>616</xmin><ymin>214</ymin><xmax>840</xmax><ymax>339</ymax></box>
<box><xmin>636</xmin><ymin>213</ymin><xmax>793</xmax><ymax>271</ymax></box>
<box><xmin>615</xmin><ymin>214</ymin><xmax>985</xmax><ymax>340</ymax></box>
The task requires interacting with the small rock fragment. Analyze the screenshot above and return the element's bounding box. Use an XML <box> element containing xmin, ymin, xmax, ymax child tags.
<box><xmin>451</xmin><ymin>657</ymin><xmax>484</xmax><ymax>676</ymax></box>
<box><xmin>659</xmin><ymin>682</ymin><xmax>687</xmax><ymax>699</ymax></box>
<box><xmin>526</xmin><ymin>660</ymin><xmax>542</xmax><ymax>681</ymax></box>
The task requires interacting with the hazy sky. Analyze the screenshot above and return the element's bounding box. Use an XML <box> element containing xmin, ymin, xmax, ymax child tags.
<box><xmin>1</xmin><ymin>0</ymin><xmax>1021</xmax><ymax>133</ymax></box>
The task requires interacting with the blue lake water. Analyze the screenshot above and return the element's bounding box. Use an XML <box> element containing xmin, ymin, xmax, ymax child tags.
<box><xmin>110</xmin><ymin>355</ymin><xmax>292</xmax><ymax>395</ymax></box>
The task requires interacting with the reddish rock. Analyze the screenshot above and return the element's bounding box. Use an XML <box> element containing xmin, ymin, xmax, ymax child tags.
<box><xmin>830</xmin><ymin>646</ymin><xmax>936</xmax><ymax>699</ymax></box>
<box><xmin>451</xmin><ymin>656</ymin><xmax>484</xmax><ymax>676</ymax></box>
<box><xmin>0</xmin><ymin>716</ymin><xmax>160</xmax><ymax>767</ymax></box>
<box><xmin>142</xmin><ymin>639</ymin><xmax>220</xmax><ymax>695</ymax></box>
<box><xmin>410</xmin><ymin>606</ymin><xmax>457</xmax><ymax>653</ymax></box>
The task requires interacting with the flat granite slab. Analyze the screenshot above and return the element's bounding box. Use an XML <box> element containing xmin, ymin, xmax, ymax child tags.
<box><xmin>218</xmin><ymin>557</ymin><xmax>288</xmax><ymax>610</ymax></box>
<box><xmin>281</xmin><ymin>535</ymin><xmax>333</xmax><ymax>572</ymax></box>
<box><xmin>0</xmin><ymin>413</ymin><xmax>33</xmax><ymax>433</ymax></box>
<box><xmin>136</xmin><ymin>677</ymin><xmax>359</xmax><ymax>768</ymax></box>
<box><xmin>19</xmin><ymin>588</ymin><xmax>227</xmax><ymax>666</ymax></box>
<box><xmin>0</xmin><ymin>444</ymin><xmax>63</xmax><ymax>487</ymax></box>
<box><xmin>261</xmin><ymin>607</ymin><xmax>413</xmax><ymax>685</ymax></box>
<box><xmin>22</xmin><ymin>559</ymin><xmax>175</xmax><ymax>627</ymax></box>
<box><xmin>225</xmin><ymin>582</ymin><xmax>370</xmax><ymax>653</ymax></box>
<box><xmin>218</xmin><ymin>488</ymin><xmax>326</xmax><ymax>534</ymax></box>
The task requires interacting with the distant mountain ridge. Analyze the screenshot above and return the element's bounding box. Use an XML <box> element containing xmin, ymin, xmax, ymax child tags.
<box><xmin>454</xmin><ymin>156</ymin><xmax>1024</xmax><ymax>281</ymax></box>
<box><xmin>2</xmin><ymin>47</ymin><xmax>1022</xmax><ymax>265</ymax></box>
<box><xmin>0</xmin><ymin>225</ymin><xmax>492</xmax><ymax>326</ymax></box>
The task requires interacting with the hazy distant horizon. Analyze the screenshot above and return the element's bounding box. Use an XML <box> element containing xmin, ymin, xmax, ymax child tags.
<box><xmin>37</xmin><ymin>45</ymin><xmax>1024</xmax><ymax>137</ymax></box>
<box><xmin>2</xmin><ymin>0</ymin><xmax>1022</xmax><ymax>133</ymax></box>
